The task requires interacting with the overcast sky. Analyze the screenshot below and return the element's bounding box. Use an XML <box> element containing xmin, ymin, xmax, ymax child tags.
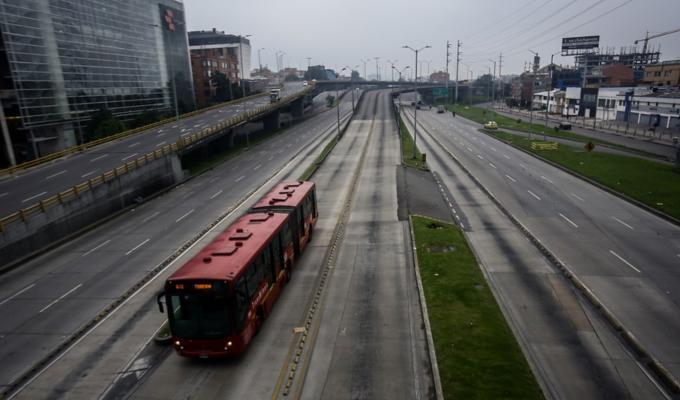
<box><xmin>183</xmin><ymin>0</ymin><xmax>680</xmax><ymax>79</ymax></box>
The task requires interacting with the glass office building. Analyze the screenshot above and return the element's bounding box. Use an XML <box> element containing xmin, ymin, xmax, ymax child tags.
<box><xmin>0</xmin><ymin>0</ymin><xmax>195</xmax><ymax>165</ymax></box>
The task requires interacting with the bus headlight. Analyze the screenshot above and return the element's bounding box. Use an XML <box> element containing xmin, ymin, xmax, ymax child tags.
<box><xmin>227</xmin><ymin>341</ymin><xmax>232</xmax><ymax>347</ymax></box>
<box><xmin>174</xmin><ymin>340</ymin><xmax>181</xmax><ymax>346</ymax></box>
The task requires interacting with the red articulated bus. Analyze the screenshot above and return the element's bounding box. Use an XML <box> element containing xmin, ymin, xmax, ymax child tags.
<box><xmin>250</xmin><ymin>181</ymin><xmax>318</xmax><ymax>255</ymax></box>
<box><xmin>157</xmin><ymin>181</ymin><xmax>317</xmax><ymax>358</ymax></box>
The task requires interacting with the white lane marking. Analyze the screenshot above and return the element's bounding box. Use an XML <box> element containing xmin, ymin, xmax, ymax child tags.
<box><xmin>157</xmin><ymin>129</ymin><xmax>164</xmax><ymax>133</ymax></box>
<box><xmin>90</xmin><ymin>154</ymin><xmax>108</xmax><ymax>162</ymax></box>
<box><xmin>505</xmin><ymin>174</ymin><xmax>517</xmax><ymax>183</ymax></box>
<box><xmin>558</xmin><ymin>213</ymin><xmax>578</xmax><ymax>228</ymax></box>
<box><xmin>45</xmin><ymin>170</ymin><xmax>67</xmax><ymax>180</ymax></box>
<box><xmin>0</xmin><ymin>283</ymin><xmax>36</xmax><ymax>307</ymax></box>
<box><xmin>180</xmin><ymin>128</ymin><xmax>187</xmax><ymax>132</ymax></box>
<box><xmin>235</xmin><ymin>175</ymin><xmax>245</xmax><ymax>182</ymax></box>
<box><xmin>121</xmin><ymin>153</ymin><xmax>138</xmax><ymax>161</ymax></box>
<box><xmin>193</xmin><ymin>124</ymin><xmax>201</xmax><ymax>128</ymax></box>
<box><xmin>612</xmin><ymin>217</ymin><xmax>634</xmax><ymax>230</ymax></box>
<box><xmin>489</xmin><ymin>163</ymin><xmax>497</xmax><ymax>169</ymax></box>
<box><xmin>503</xmin><ymin>154</ymin><xmax>511</xmax><ymax>160</ymax></box>
<box><xmin>527</xmin><ymin>190</ymin><xmax>542</xmax><ymax>200</ymax></box>
<box><xmin>0</xmin><ymin>192</ymin><xmax>7</xmax><ymax>198</ymax></box>
<box><xmin>175</xmin><ymin>209</ymin><xmax>194</xmax><ymax>223</ymax></box>
<box><xmin>541</xmin><ymin>175</ymin><xmax>554</xmax><ymax>184</ymax></box>
<box><xmin>21</xmin><ymin>191</ymin><xmax>47</xmax><ymax>203</ymax></box>
<box><xmin>125</xmin><ymin>238</ymin><xmax>150</xmax><ymax>256</ymax></box>
<box><xmin>287</xmin><ymin>143</ymin><xmax>292</xmax><ymax>148</ymax></box>
<box><xmin>253</xmin><ymin>164</ymin><xmax>261</xmax><ymax>171</ymax></box>
<box><xmin>128</xmin><ymin>142</ymin><xmax>141</xmax><ymax>148</ymax></box>
<box><xmin>142</xmin><ymin>211</ymin><xmax>160</xmax><ymax>223</ymax></box>
<box><xmin>571</xmin><ymin>193</ymin><xmax>585</xmax><ymax>202</ymax></box>
<box><xmin>268</xmin><ymin>155</ymin><xmax>273</xmax><ymax>161</ymax></box>
<box><xmin>7</xmin><ymin>142</ymin><xmax>311</xmax><ymax>396</ymax></box>
<box><xmin>519</xmin><ymin>163</ymin><xmax>526</xmax><ymax>169</ymax></box>
<box><xmin>466</xmin><ymin>147</ymin><xmax>473</xmax><ymax>152</ymax></box>
<box><xmin>156</xmin><ymin>141</ymin><xmax>166</xmax><ymax>147</ymax></box>
<box><xmin>609</xmin><ymin>250</ymin><xmax>641</xmax><ymax>273</ymax></box>
<box><xmin>156</xmin><ymin>132</ymin><xmax>166</xmax><ymax>138</ymax></box>
<box><xmin>82</xmin><ymin>239</ymin><xmax>111</xmax><ymax>257</ymax></box>
<box><xmin>172</xmin><ymin>125</ymin><xmax>178</xmax><ymax>128</ymax></box>
<box><xmin>81</xmin><ymin>169</ymin><xmax>98</xmax><ymax>178</ymax></box>
<box><xmin>210</xmin><ymin>190</ymin><xmax>223</xmax><ymax>200</ymax></box>
<box><xmin>476</xmin><ymin>154</ymin><xmax>484</xmax><ymax>160</ymax></box>
<box><xmin>39</xmin><ymin>283</ymin><xmax>82</xmax><ymax>313</ymax></box>
<box><xmin>490</xmin><ymin>147</ymin><xmax>497</xmax><ymax>152</ymax></box>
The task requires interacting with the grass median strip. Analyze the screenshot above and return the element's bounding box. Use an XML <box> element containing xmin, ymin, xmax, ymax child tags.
<box><xmin>399</xmin><ymin>114</ymin><xmax>428</xmax><ymax>170</ymax></box>
<box><xmin>411</xmin><ymin>215</ymin><xmax>543</xmax><ymax>399</ymax></box>
<box><xmin>485</xmin><ymin>129</ymin><xmax>680</xmax><ymax>221</ymax></box>
<box><xmin>447</xmin><ymin>104</ymin><xmax>659</xmax><ymax>158</ymax></box>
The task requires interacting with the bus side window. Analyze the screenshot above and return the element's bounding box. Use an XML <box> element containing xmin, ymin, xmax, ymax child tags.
<box><xmin>270</xmin><ymin>234</ymin><xmax>281</xmax><ymax>276</ymax></box>
<box><xmin>235</xmin><ymin>276</ymin><xmax>249</xmax><ymax>329</ymax></box>
<box><xmin>245</xmin><ymin>263</ymin><xmax>260</xmax><ymax>299</ymax></box>
<box><xmin>311</xmin><ymin>189</ymin><xmax>317</xmax><ymax>217</ymax></box>
<box><xmin>283</xmin><ymin>220</ymin><xmax>292</xmax><ymax>247</ymax></box>
<box><xmin>260</xmin><ymin>248</ymin><xmax>274</xmax><ymax>284</ymax></box>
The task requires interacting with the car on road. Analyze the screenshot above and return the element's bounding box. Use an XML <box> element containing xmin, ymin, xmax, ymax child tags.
<box><xmin>302</xmin><ymin>80</ymin><xmax>308</xmax><ymax>86</ymax></box>
<box><xmin>484</xmin><ymin>121</ymin><xmax>498</xmax><ymax>130</ymax></box>
<box><xmin>436</xmin><ymin>105</ymin><xmax>445</xmax><ymax>113</ymax></box>
<box><xmin>558</xmin><ymin>122</ymin><xmax>572</xmax><ymax>130</ymax></box>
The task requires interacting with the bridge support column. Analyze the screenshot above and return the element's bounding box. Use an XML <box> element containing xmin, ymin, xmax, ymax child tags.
<box><xmin>263</xmin><ymin>109</ymin><xmax>280</xmax><ymax>131</ymax></box>
<box><xmin>290</xmin><ymin>97</ymin><xmax>304</xmax><ymax>119</ymax></box>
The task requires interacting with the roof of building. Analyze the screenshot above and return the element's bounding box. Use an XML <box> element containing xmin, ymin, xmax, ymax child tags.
<box><xmin>167</xmin><ymin>212</ymin><xmax>287</xmax><ymax>283</ymax></box>
<box><xmin>251</xmin><ymin>181</ymin><xmax>315</xmax><ymax>211</ymax></box>
<box><xmin>188</xmin><ymin>29</ymin><xmax>250</xmax><ymax>46</ymax></box>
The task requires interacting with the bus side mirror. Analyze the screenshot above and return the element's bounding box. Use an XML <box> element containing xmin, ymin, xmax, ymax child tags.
<box><xmin>157</xmin><ymin>292</ymin><xmax>165</xmax><ymax>313</ymax></box>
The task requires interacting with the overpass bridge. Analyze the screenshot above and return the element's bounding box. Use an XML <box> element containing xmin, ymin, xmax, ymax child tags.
<box><xmin>0</xmin><ymin>82</ymin><xmax>315</xmax><ymax>269</ymax></box>
<box><xmin>311</xmin><ymin>80</ymin><xmax>470</xmax><ymax>103</ymax></box>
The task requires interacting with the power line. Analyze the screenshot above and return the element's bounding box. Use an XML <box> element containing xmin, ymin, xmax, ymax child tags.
<box><xmin>466</xmin><ymin>0</ymin><xmax>612</xmax><ymax>62</ymax></box>
<box><xmin>502</xmin><ymin>0</ymin><xmax>633</xmax><ymax>58</ymax></box>
<box><xmin>469</xmin><ymin>0</ymin><xmax>581</xmax><ymax>56</ymax></box>
<box><xmin>466</xmin><ymin>0</ymin><xmax>555</xmax><ymax>48</ymax></box>
<box><xmin>464</xmin><ymin>0</ymin><xmax>542</xmax><ymax>44</ymax></box>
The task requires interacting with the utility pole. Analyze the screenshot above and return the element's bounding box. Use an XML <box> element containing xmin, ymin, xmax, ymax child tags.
<box><xmin>455</xmin><ymin>40</ymin><xmax>461</xmax><ymax>103</ymax></box>
<box><xmin>374</xmin><ymin>57</ymin><xmax>380</xmax><ymax>80</ymax></box>
<box><xmin>360</xmin><ymin>59</ymin><xmax>368</xmax><ymax>80</ymax></box>
<box><xmin>403</xmin><ymin>45</ymin><xmax>430</xmax><ymax>159</ymax></box>
<box><xmin>488</xmin><ymin>59</ymin><xmax>496</xmax><ymax>104</ymax></box>
<box><xmin>257</xmin><ymin>48</ymin><xmax>265</xmax><ymax>74</ymax></box>
<box><xmin>445</xmin><ymin>40</ymin><xmax>451</xmax><ymax>103</ymax></box>
<box><xmin>498</xmin><ymin>52</ymin><xmax>503</xmax><ymax>109</ymax></box>
<box><xmin>306</xmin><ymin>57</ymin><xmax>312</xmax><ymax>67</ymax></box>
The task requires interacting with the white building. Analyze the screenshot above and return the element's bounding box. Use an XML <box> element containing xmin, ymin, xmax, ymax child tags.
<box><xmin>532</xmin><ymin>89</ymin><xmax>561</xmax><ymax>113</ymax></box>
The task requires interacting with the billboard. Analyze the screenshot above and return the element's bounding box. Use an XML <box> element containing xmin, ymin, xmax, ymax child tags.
<box><xmin>561</xmin><ymin>36</ymin><xmax>599</xmax><ymax>55</ymax></box>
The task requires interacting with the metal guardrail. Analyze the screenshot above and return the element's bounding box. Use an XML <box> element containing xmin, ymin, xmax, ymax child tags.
<box><xmin>530</xmin><ymin>142</ymin><xmax>559</xmax><ymax>151</ymax></box>
<box><xmin>0</xmin><ymin>87</ymin><xmax>313</xmax><ymax>233</ymax></box>
<box><xmin>0</xmin><ymin>91</ymin><xmax>276</xmax><ymax>177</ymax></box>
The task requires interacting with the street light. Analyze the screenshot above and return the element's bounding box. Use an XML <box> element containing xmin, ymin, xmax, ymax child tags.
<box><xmin>488</xmin><ymin>59</ymin><xmax>496</xmax><ymax>105</ymax></box>
<box><xmin>257</xmin><ymin>47</ymin><xmax>265</xmax><ymax>73</ymax></box>
<box><xmin>238</xmin><ymin>34</ymin><xmax>252</xmax><ymax>99</ymax></box>
<box><xmin>403</xmin><ymin>44</ymin><xmax>430</xmax><ymax>159</ymax></box>
<box><xmin>343</xmin><ymin>65</ymin><xmax>359</xmax><ymax>110</ymax></box>
<box><xmin>336</xmin><ymin>67</ymin><xmax>348</xmax><ymax>139</ymax></box>
<box><xmin>387</xmin><ymin>60</ymin><xmax>398</xmax><ymax>81</ymax></box>
<box><xmin>545</xmin><ymin>51</ymin><xmax>560</xmax><ymax>129</ymax></box>
<box><xmin>360</xmin><ymin>59</ymin><xmax>368</xmax><ymax>80</ymax></box>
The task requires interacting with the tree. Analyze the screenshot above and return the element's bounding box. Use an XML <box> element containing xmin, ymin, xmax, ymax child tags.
<box><xmin>85</xmin><ymin>106</ymin><xmax>125</xmax><ymax>141</ymax></box>
<box><xmin>131</xmin><ymin>109</ymin><xmax>161</xmax><ymax>128</ymax></box>
<box><xmin>210</xmin><ymin>71</ymin><xmax>231</xmax><ymax>102</ymax></box>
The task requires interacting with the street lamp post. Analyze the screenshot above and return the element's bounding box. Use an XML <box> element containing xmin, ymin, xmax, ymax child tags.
<box><xmin>344</xmin><ymin>65</ymin><xmax>358</xmax><ymax>110</ymax></box>
<box><xmin>545</xmin><ymin>52</ymin><xmax>559</xmax><ymax>128</ymax></box>
<box><xmin>336</xmin><ymin>67</ymin><xmax>348</xmax><ymax>139</ymax></box>
<box><xmin>257</xmin><ymin>47</ymin><xmax>265</xmax><ymax>73</ymax></box>
<box><xmin>488</xmin><ymin>59</ymin><xmax>496</xmax><ymax>105</ymax></box>
<box><xmin>360</xmin><ymin>59</ymin><xmax>368</xmax><ymax>80</ymax></box>
<box><xmin>403</xmin><ymin>44</ymin><xmax>430</xmax><ymax>159</ymax></box>
<box><xmin>238</xmin><ymin>34</ymin><xmax>252</xmax><ymax>99</ymax></box>
<box><xmin>387</xmin><ymin>60</ymin><xmax>398</xmax><ymax>81</ymax></box>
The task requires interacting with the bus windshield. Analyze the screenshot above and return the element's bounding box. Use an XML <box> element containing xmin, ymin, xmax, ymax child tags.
<box><xmin>168</xmin><ymin>290</ymin><xmax>233</xmax><ymax>339</ymax></box>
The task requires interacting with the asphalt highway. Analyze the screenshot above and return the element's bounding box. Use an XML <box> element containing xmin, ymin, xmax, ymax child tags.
<box><xmin>0</xmin><ymin>82</ymin><xmax>307</xmax><ymax>217</ymax></box>
<box><xmin>0</xmin><ymin>90</ymin><xmax>354</xmax><ymax>395</ymax></box>
<box><xmin>404</xmin><ymin>104</ymin><xmax>680</xmax><ymax>392</ymax></box>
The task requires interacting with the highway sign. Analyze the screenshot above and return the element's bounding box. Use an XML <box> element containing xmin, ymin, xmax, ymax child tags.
<box><xmin>432</xmin><ymin>87</ymin><xmax>448</xmax><ymax>97</ymax></box>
